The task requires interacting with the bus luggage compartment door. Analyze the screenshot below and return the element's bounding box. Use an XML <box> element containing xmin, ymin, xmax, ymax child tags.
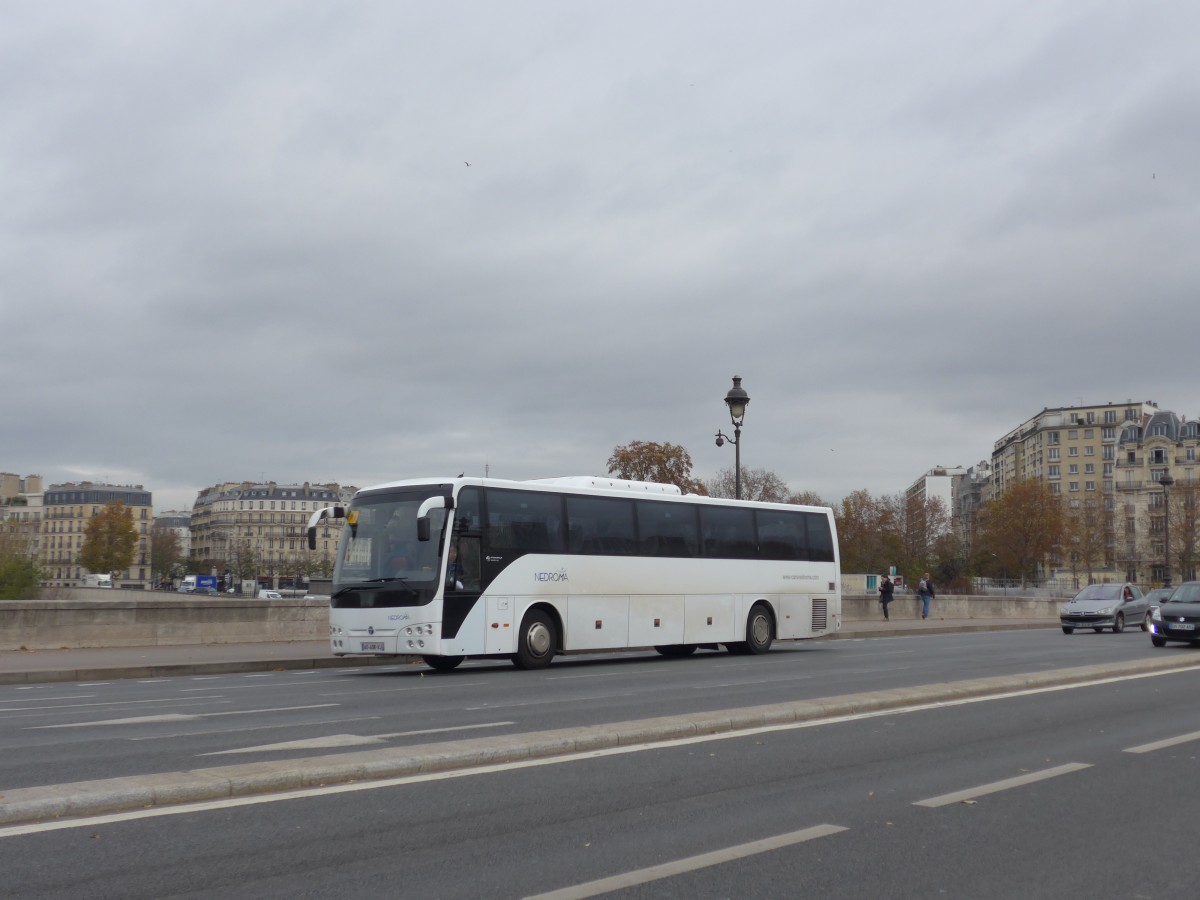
<box><xmin>486</xmin><ymin>596</ymin><xmax>515</xmax><ymax>654</ymax></box>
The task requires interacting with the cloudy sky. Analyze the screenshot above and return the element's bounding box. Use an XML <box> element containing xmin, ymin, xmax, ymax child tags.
<box><xmin>3</xmin><ymin>1</ymin><xmax>1198</xmax><ymax>513</ymax></box>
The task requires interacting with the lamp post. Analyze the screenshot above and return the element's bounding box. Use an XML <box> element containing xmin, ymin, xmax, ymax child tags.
<box><xmin>1160</xmin><ymin>473</ymin><xmax>1175</xmax><ymax>588</ymax></box>
<box><xmin>714</xmin><ymin>375</ymin><xmax>750</xmax><ymax>500</ymax></box>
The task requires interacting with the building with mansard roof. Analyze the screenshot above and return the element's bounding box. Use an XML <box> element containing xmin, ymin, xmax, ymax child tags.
<box><xmin>189</xmin><ymin>480</ymin><xmax>355</xmax><ymax>591</ymax></box>
<box><xmin>40</xmin><ymin>481</ymin><xmax>153</xmax><ymax>587</ymax></box>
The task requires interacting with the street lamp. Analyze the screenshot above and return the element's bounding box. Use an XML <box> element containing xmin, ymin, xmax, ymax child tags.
<box><xmin>715</xmin><ymin>375</ymin><xmax>750</xmax><ymax>500</ymax></box>
<box><xmin>1160</xmin><ymin>473</ymin><xmax>1175</xmax><ymax>588</ymax></box>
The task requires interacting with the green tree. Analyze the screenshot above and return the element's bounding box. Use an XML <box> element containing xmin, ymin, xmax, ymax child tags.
<box><xmin>79</xmin><ymin>502</ymin><xmax>138</xmax><ymax>579</ymax></box>
<box><xmin>607</xmin><ymin>441</ymin><xmax>707</xmax><ymax>494</ymax></box>
<box><xmin>978</xmin><ymin>479</ymin><xmax>1064</xmax><ymax>586</ymax></box>
<box><xmin>0</xmin><ymin>523</ymin><xmax>43</xmax><ymax>600</ymax></box>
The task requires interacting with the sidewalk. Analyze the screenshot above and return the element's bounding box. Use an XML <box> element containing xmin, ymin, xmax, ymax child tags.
<box><xmin>0</xmin><ymin>617</ymin><xmax>1057</xmax><ymax>685</ymax></box>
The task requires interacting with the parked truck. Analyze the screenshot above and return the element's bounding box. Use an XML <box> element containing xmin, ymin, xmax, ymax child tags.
<box><xmin>82</xmin><ymin>574</ymin><xmax>113</xmax><ymax>588</ymax></box>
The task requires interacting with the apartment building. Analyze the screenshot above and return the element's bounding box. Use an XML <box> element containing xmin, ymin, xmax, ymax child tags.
<box><xmin>152</xmin><ymin>510</ymin><xmax>193</xmax><ymax>562</ymax></box>
<box><xmin>40</xmin><ymin>482</ymin><xmax>153</xmax><ymax>587</ymax></box>
<box><xmin>189</xmin><ymin>480</ymin><xmax>356</xmax><ymax>590</ymax></box>
<box><xmin>1114</xmin><ymin>410</ymin><xmax>1200</xmax><ymax>584</ymax></box>
<box><xmin>987</xmin><ymin>401</ymin><xmax>1200</xmax><ymax>584</ymax></box>
<box><xmin>991</xmin><ymin>402</ymin><xmax>1159</xmax><ymax>498</ymax></box>
<box><xmin>0</xmin><ymin>473</ymin><xmax>44</xmax><ymax>559</ymax></box>
<box><xmin>905</xmin><ymin>466</ymin><xmax>965</xmax><ymax>523</ymax></box>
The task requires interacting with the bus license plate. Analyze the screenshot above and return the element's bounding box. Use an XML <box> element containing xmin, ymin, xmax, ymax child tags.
<box><xmin>1169</xmin><ymin>623</ymin><xmax>1195</xmax><ymax>631</ymax></box>
<box><xmin>361</xmin><ymin>641</ymin><xmax>386</xmax><ymax>651</ymax></box>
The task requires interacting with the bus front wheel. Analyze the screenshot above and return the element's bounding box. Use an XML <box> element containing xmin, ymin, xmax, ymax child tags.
<box><xmin>423</xmin><ymin>655</ymin><xmax>464</xmax><ymax>672</ymax></box>
<box><xmin>513</xmin><ymin>609</ymin><xmax>557</xmax><ymax>670</ymax></box>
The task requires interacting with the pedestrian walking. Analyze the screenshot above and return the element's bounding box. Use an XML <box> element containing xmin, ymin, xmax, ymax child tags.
<box><xmin>917</xmin><ymin>572</ymin><xmax>936</xmax><ymax>619</ymax></box>
<box><xmin>878</xmin><ymin>574</ymin><xmax>894</xmax><ymax>620</ymax></box>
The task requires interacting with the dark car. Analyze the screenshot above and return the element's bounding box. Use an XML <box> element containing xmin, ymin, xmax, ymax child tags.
<box><xmin>1060</xmin><ymin>583</ymin><xmax>1148</xmax><ymax>634</ymax></box>
<box><xmin>1149</xmin><ymin>581</ymin><xmax>1200</xmax><ymax>647</ymax></box>
<box><xmin>1144</xmin><ymin>587</ymin><xmax>1174</xmax><ymax>614</ymax></box>
<box><xmin>195</xmin><ymin>586</ymin><xmax>219</xmax><ymax>595</ymax></box>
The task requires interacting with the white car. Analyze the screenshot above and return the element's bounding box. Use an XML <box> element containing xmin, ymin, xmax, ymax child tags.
<box><xmin>257</xmin><ymin>590</ymin><xmax>283</xmax><ymax>600</ymax></box>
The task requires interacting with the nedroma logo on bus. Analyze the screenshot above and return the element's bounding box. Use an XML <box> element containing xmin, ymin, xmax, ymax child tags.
<box><xmin>535</xmin><ymin>569</ymin><xmax>569</xmax><ymax>583</ymax></box>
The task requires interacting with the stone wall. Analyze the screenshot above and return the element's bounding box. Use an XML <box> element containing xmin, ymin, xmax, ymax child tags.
<box><xmin>1</xmin><ymin>590</ymin><xmax>328</xmax><ymax>650</ymax></box>
<box><xmin>0</xmin><ymin>589</ymin><xmax>1061</xmax><ymax>651</ymax></box>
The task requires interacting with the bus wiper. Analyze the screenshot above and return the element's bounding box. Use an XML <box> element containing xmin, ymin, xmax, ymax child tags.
<box><xmin>332</xmin><ymin>578</ymin><xmax>418</xmax><ymax>599</ymax></box>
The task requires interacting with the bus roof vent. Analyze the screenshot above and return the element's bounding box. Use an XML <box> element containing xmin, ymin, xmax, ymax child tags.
<box><xmin>528</xmin><ymin>476</ymin><xmax>682</xmax><ymax>495</ymax></box>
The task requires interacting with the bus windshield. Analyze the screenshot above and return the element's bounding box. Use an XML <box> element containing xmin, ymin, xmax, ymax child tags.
<box><xmin>333</xmin><ymin>488</ymin><xmax>449</xmax><ymax>597</ymax></box>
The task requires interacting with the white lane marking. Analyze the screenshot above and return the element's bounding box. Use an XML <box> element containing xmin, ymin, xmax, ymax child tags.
<box><xmin>204</xmin><ymin>734</ymin><xmax>390</xmax><ymax>753</ymax></box>
<box><xmin>2</xmin><ymin>696</ymin><xmax>223</xmax><ymax>715</ymax></box>
<box><xmin>0</xmin><ymin>694</ymin><xmax>98</xmax><ymax>704</ymax></box>
<box><xmin>523</xmin><ymin>824</ymin><xmax>849</xmax><ymax>900</ymax></box>
<box><xmin>129</xmin><ymin>717</ymin><xmax>383</xmax><ymax>741</ymax></box>
<box><xmin>913</xmin><ymin>763</ymin><xmax>1092</xmax><ymax>808</ymax></box>
<box><xmin>1124</xmin><ymin>729</ymin><xmax>1200</xmax><ymax>754</ymax></box>
<box><xmin>693</xmin><ymin>676</ymin><xmax>817</xmax><ymax>689</ymax></box>
<box><xmin>179</xmin><ymin>679</ymin><xmax>345</xmax><ymax>692</ymax></box>
<box><xmin>30</xmin><ymin>704</ymin><xmax>337</xmax><ymax>729</ymax></box>
<box><xmin>316</xmin><ymin>681</ymin><xmax>489</xmax><ymax>697</ymax></box>
<box><xmin>464</xmin><ymin>691</ymin><xmax>639</xmax><ymax>711</ymax></box>
<box><xmin>202</xmin><ymin>721</ymin><xmax>517</xmax><ymax>755</ymax></box>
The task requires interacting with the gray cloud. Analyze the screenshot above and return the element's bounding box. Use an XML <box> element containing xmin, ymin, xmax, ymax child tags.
<box><xmin>4</xmin><ymin>1</ymin><xmax>1198</xmax><ymax>512</ymax></box>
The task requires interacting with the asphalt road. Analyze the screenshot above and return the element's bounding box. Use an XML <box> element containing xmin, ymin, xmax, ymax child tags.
<box><xmin>2</xmin><ymin>654</ymin><xmax>1198</xmax><ymax>899</ymax></box>
<box><xmin>0</xmin><ymin>626</ymin><xmax>1187</xmax><ymax>789</ymax></box>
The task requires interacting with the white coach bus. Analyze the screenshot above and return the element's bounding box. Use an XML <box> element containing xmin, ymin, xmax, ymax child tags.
<box><xmin>307</xmin><ymin>475</ymin><xmax>840</xmax><ymax>671</ymax></box>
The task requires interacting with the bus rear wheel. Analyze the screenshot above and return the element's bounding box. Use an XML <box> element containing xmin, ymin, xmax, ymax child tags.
<box><xmin>744</xmin><ymin>605</ymin><xmax>774</xmax><ymax>654</ymax></box>
<box><xmin>513</xmin><ymin>609</ymin><xmax>557</xmax><ymax>670</ymax></box>
<box><xmin>423</xmin><ymin>655</ymin><xmax>464</xmax><ymax>672</ymax></box>
<box><xmin>655</xmin><ymin>644</ymin><xmax>698</xmax><ymax>657</ymax></box>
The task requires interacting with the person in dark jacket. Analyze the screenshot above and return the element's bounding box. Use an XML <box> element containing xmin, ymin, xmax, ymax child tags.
<box><xmin>917</xmin><ymin>572</ymin><xmax>936</xmax><ymax>619</ymax></box>
<box><xmin>878</xmin><ymin>575</ymin><xmax>894</xmax><ymax>620</ymax></box>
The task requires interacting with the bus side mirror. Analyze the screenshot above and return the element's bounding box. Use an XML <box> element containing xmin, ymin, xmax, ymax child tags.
<box><xmin>306</xmin><ymin>505</ymin><xmax>346</xmax><ymax>550</ymax></box>
<box><xmin>416</xmin><ymin>495</ymin><xmax>454</xmax><ymax>542</ymax></box>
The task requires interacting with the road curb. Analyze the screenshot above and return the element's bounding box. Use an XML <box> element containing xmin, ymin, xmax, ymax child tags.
<box><xmin>4</xmin><ymin>653</ymin><xmax>1199</xmax><ymax>828</ymax></box>
<box><xmin>0</xmin><ymin>655</ymin><xmax>415</xmax><ymax>686</ymax></box>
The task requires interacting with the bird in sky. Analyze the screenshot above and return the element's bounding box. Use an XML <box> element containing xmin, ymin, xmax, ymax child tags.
<box><xmin>464</xmin><ymin>161</ymin><xmax>471</xmax><ymax>167</ymax></box>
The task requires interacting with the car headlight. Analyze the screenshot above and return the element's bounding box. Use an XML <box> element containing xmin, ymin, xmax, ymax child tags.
<box><xmin>1096</xmin><ymin>606</ymin><xmax>1112</xmax><ymax>615</ymax></box>
<box><xmin>1152</xmin><ymin>608</ymin><xmax>1162</xmax><ymax>621</ymax></box>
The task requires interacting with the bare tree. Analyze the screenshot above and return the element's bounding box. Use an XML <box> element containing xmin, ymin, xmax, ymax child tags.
<box><xmin>1061</xmin><ymin>496</ymin><xmax>1108</xmax><ymax>586</ymax></box>
<box><xmin>705</xmin><ymin>466</ymin><xmax>790</xmax><ymax>502</ymax></box>
<box><xmin>978</xmin><ymin>480</ymin><xmax>1064</xmax><ymax>586</ymax></box>
<box><xmin>150</xmin><ymin>528</ymin><xmax>182</xmax><ymax>589</ymax></box>
<box><xmin>607</xmin><ymin>441</ymin><xmax>707</xmax><ymax>494</ymax></box>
